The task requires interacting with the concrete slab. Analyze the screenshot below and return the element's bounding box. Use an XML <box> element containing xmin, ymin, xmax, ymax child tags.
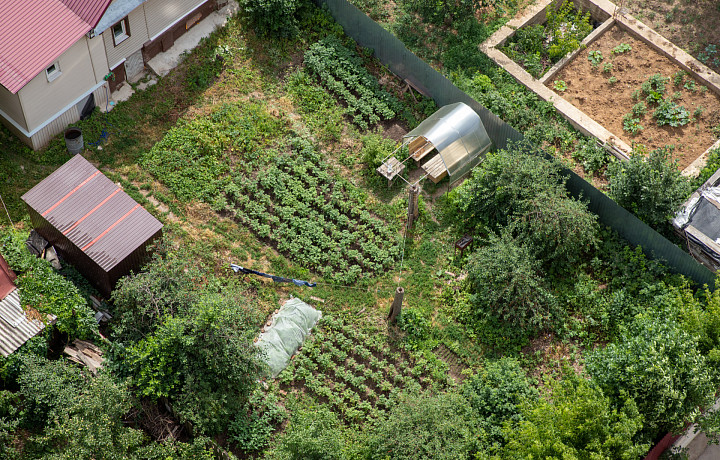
<box><xmin>136</xmin><ymin>78</ymin><xmax>157</xmax><ymax>91</ymax></box>
<box><xmin>111</xmin><ymin>83</ymin><xmax>134</xmax><ymax>104</ymax></box>
<box><xmin>147</xmin><ymin>0</ymin><xmax>239</xmax><ymax>77</ymax></box>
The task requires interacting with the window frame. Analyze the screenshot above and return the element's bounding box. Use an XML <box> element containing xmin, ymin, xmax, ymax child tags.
<box><xmin>45</xmin><ymin>61</ymin><xmax>61</xmax><ymax>82</ymax></box>
<box><xmin>111</xmin><ymin>17</ymin><xmax>130</xmax><ymax>46</ymax></box>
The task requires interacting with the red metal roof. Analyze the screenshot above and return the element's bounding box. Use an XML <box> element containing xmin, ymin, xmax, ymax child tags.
<box><xmin>0</xmin><ymin>0</ymin><xmax>112</xmax><ymax>94</ymax></box>
<box><xmin>21</xmin><ymin>155</ymin><xmax>163</xmax><ymax>272</ymax></box>
<box><xmin>0</xmin><ymin>254</ymin><xmax>17</xmax><ymax>300</ymax></box>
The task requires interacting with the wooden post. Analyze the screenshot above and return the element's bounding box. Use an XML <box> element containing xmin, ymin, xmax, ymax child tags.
<box><xmin>388</xmin><ymin>287</ymin><xmax>404</xmax><ymax>324</ymax></box>
<box><xmin>407</xmin><ymin>185</ymin><xmax>420</xmax><ymax>230</ymax></box>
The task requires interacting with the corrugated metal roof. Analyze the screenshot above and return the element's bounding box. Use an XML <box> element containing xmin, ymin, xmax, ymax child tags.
<box><xmin>403</xmin><ymin>102</ymin><xmax>492</xmax><ymax>178</ymax></box>
<box><xmin>0</xmin><ymin>0</ymin><xmax>112</xmax><ymax>94</ymax></box>
<box><xmin>92</xmin><ymin>0</ymin><xmax>148</xmax><ymax>36</ymax></box>
<box><xmin>0</xmin><ymin>255</ymin><xmax>17</xmax><ymax>300</ymax></box>
<box><xmin>0</xmin><ymin>289</ymin><xmax>55</xmax><ymax>357</ymax></box>
<box><xmin>21</xmin><ymin>155</ymin><xmax>163</xmax><ymax>272</ymax></box>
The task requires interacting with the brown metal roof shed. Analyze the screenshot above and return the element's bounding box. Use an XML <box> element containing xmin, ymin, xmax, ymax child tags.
<box><xmin>21</xmin><ymin>155</ymin><xmax>163</xmax><ymax>296</ymax></box>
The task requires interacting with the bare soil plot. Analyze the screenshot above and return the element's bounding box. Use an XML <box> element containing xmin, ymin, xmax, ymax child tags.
<box><xmin>550</xmin><ymin>24</ymin><xmax>720</xmax><ymax>169</ymax></box>
<box><xmin>624</xmin><ymin>0</ymin><xmax>720</xmax><ymax>74</ymax></box>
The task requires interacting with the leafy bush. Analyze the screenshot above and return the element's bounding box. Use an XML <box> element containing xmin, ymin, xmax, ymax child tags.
<box><xmin>397</xmin><ymin>308</ymin><xmax>430</xmax><ymax>349</ymax></box>
<box><xmin>111</xmin><ymin>249</ymin><xmax>264</xmax><ymax>436</ymax></box>
<box><xmin>510</xmin><ymin>189</ymin><xmax>598</xmax><ymax>268</ymax></box>
<box><xmin>503</xmin><ymin>0</ymin><xmax>593</xmax><ymax>77</ymax></box>
<box><xmin>622</xmin><ymin>113</ymin><xmax>643</xmax><ymax>134</ymax></box>
<box><xmin>362</xmin><ymin>391</ymin><xmax>475</xmax><ymax>459</ymax></box>
<box><xmin>466</xmin><ymin>231</ymin><xmax>558</xmax><ymax>330</ymax></box>
<box><xmin>607</xmin><ymin>146</ymin><xmax>692</xmax><ymax>228</ymax></box>
<box><xmin>572</xmin><ymin>137</ymin><xmax>611</xmax><ymax>174</ymax></box>
<box><xmin>360</xmin><ymin>133</ymin><xmax>400</xmax><ymax>184</ymax></box>
<box><xmin>692</xmin><ymin>147</ymin><xmax>720</xmax><ymax>189</ymax></box>
<box><xmin>462</xmin><ymin>357</ymin><xmax>537</xmax><ymax>451</ymax></box>
<box><xmin>272</xmin><ymin>406</ymin><xmax>349</xmax><ymax>460</ymax></box>
<box><xmin>240</xmin><ymin>0</ymin><xmax>309</xmax><ymax>38</ymax></box>
<box><xmin>501</xmin><ymin>372</ymin><xmax>648</xmax><ymax>459</ymax></box>
<box><xmin>0</xmin><ymin>228</ymin><xmax>96</xmax><ymax>340</ymax></box>
<box><xmin>586</xmin><ymin>314</ymin><xmax>716</xmax><ymax>442</ymax></box>
<box><xmin>229</xmin><ymin>388</ymin><xmax>287</xmax><ymax>454</ymax></box>
<box><xmin>453</xmin><ymin>145</ymin><xmax>567</xmax><ymax>231</ymax></box>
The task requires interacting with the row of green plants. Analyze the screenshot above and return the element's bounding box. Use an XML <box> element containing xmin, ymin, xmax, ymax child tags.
<box><xmin>224</xmin><ymin>138</ymin><xmax>402</xmax><ymax>283</ymax></box>
<box><xmin>502</xmin><ymin>0</ymin><xmax>594</xmax><ymax>78</ymax></box>
<box><xmin>304</xmin><ymin>35</ymin><xmax>403</xmax><ymax>130</ymax></box>
<box><xmin>278</xmin><ymin>314</ymin><xmax>451</xmax><ymax>424</ymax></box>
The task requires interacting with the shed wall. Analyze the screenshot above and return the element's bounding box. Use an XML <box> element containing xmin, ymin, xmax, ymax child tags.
<box><xmin>143</xmin><ymin>0</ymin><xmax>207</xmax><ymax>39</ymax></box>
<box><xmin>26</xmin><ymin>207</ymin><xmax>112</xmax><ymax>296</ymax></box>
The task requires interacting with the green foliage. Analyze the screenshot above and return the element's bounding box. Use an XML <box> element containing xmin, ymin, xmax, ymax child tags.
<box><xmin>607</xmin><ymin>146</ymin><xmax>692</xmax><ymax>228</ymax></box>
<box><xmin>111</xmin><ymin>248</ymin><xmax>264</xmax><ymax>436</ymax></box>
<box><xmin>691</xmin><ymin>147</ymin><xmax>720</xmax><ymax>189</ymax></box>
<box><xmin>552</xmin><ymin>80</ymin><xmax>568</xmax><ymax>92</ymax></box>
<box><xmin>360</xmin><ymin>133</ymin><xmax>400</xmax><ymax>184</ymax></box>
<box><xmin>362</xmin><ymin>391</ymin><xmax>475</xmax><ymax>459</ymax></box>
<box><xmin>0</xmin><ymin>228</ymin><xmax>96</xmax><ymax>340</ymax></box>
<box><xmin>632</xmin><ymin>101</ymin><xmax>647</xmax><ymax>116</ymax></box>
<box><xmin>622</xmin><ymin>113</ymin><xmax>643</xmax><ymax>134</ymax></box>
<box><xmin>501</xmin><ymin>373</ymin><xmax>648</xmax><ymax>459</ymax></box>
<box><xmin>588</xmin><ymin>50</ymin><xmax>604</xmax><ymax>67</ymax></box>
<box><xmin>455</xmin><ymin>145</ymin><xmax>598</xmax><ymax>269</ymax></box>
<box><xmin>283</xmin><ymin>315</ymin><xmax>451</xmax><ymax>423</ymax></box>
<box><xmin>397</xmin><ymin>308</ymin><xmax>430</xmax><ymax>349</ymax></box>
<box><xmin>142</xmin><ymin>102</ymin><xmax>283</xmax><ymax>204</ymax></box>
<box><xmin>285</xmin><ymin>70</ymin><xmax>345</xmax><ymax>142</ymax></box>
<box><xmin>462</xmin><ymin>358</ymin><xmax>538</xmax><ymax>451</ymax></box>
<box><xmin>229</xmin><ymin>388</ymin><xmax>287</xmax><ymax>454</ymax></box>
<box><xmin>603</xmin><ymin>62</ymin><xmax>613</xmax><ymax>73</ymax></box>
<box><xmin>240</xmin><ymin>0</ymin><xmax>309</xmax><ymax>38</ymax></box>
<box><xmin>572</xmin><ymin>137</ymin><xmax>612</xmax><ymax>174</ymax></box>
<box><xmin>466</xmin><ymin>231</ymin><xmax>558</xmax><ymax>330</ymax></box>
<box><xmin>225</xmin><ymin>138</ymin><xmax>401</xmax><ymax>283</ymax></box>
<box><xmin>612</xmin><ymin>43</ymin><xmax>632</xmax><ymax>54</ymax></box>
<box><xmin>653</xmin><ymin>100</ymin><xmax>690</xmax><ymax>127</ymax></box>
<box><xmin>0</xmin><ymin>390</ymin><xmax>19</xmax><ymax>459</ymax></box>
<box><xmin>272</xmin><ymin>406</ymin><xmax>349</xmax><ymax>460</ymax></box>
<box><xmin>503</xmin><ymin>0</ymin><xmax>593</xmax><ymax>77</ymax></box>
<box><xmin>304</xmin><ymin>36</ymin><xmax>402</xmax><ymax>130</ymax></box>
<box><xmin>453</xmin><ymin>145</ymin><xmax>567</xmax><ymax>231</ymax></box>
<box><xmin>510</xmin><ymin>189</ymin><xmax>598</xmax><ymax>268</ymax></box>
<box><xmin>402</xmin><ymin>0</ymin><xmax>509</xmax><ymax>26</ymax></box>
<box><xmin>586</xmin><ymin>315</ymin><xmax>716</xmax><ymax>442</ymax></box>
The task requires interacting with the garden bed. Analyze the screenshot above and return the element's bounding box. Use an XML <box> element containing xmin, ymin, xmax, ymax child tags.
<box><xmin>481</xmin><ymin>0</ymin><xmax>720</xmax><ymax>172</ymax></box>
<box><xmin>550</xmin><ymin>24</ymin><xmax>720</xmax><ymax>169</ymax></box>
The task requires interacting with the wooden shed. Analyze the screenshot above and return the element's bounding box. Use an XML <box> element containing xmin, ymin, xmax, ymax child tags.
<box><xmin>21</xmin><ymin>155</ymin><xmax>163</xmax><ymax>297</ymax></box>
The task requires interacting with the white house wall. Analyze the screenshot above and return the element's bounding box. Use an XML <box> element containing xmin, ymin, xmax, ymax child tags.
<box><xmin>18</xmin><ymin>39</ymin><xmax>98</xmax><ymax>134</ymax></box>
<box><xmin>0</xmin><ymin>85</ymin><xmax>27</xmax><ymax>132</ymax></box>
<box><xmin>143</xmin><ymin>0</ymin><xmax>207</xmax><ymax>40</ymax></box>
<box><xmin>86</xmin><ymin>34</ymin><xmax>111</xmax><ymax>83</ymax></box>
<box><xmin>103</xmin><ymin>7</ymin><xmax>150</xmax><ymax>69</ymax></box>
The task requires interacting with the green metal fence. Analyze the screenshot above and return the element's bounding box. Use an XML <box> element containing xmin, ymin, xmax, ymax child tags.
<box><xmin>316</xmin><ymin>0</ymin><xmax>716</xmax><ymax>287</ymax></box>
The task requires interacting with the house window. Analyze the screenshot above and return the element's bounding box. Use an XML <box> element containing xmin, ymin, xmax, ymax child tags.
<box><xmin>111</xmin><ymin>18</ymin><xmax>130</xmax><ymax>46</ymax></box>
<box><xmin>45</xmin><ymin>62</ymin><xmax>61</xmax><ymax>82</ymax></box>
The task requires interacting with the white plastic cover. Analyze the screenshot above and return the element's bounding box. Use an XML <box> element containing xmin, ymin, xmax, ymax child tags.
<box><xmin>403</xmin><ymin>102</ymin><xmax>492</xmax><ymax>179</ymax></box>
<box><xmin>255</xmin><ymin>298</ymin><xmax>321</xmax><ymax>378</ymax></box>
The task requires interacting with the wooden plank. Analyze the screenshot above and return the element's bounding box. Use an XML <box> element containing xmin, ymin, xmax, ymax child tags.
<box><xmin>422</xmin><ymin>155</ymin><xmax>448</xmax><ymax>183</ymax></box>
<box><xmin>377</xmin><ymin>157</ymin><xmax>405</xmax><ymax>181</ymax></box>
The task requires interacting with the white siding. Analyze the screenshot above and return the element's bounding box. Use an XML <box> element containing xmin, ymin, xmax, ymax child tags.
<box><xmin>143</xmin><ymin>0</ymin><xmax>206</xmax><ymax>40</ymax></box>
<box><xmin>0</xmin><ymin>85</ymin><xmax>27</xmax><ymax>131</ymax></box>
<box><xmin>86</xmin><ymin>34</ymin><xmax>110</xmax><ymax>83</ymax></box>
<box><xmin>103</xmin><ymin>7</ymin><xmax>150</xmax><ymax>68</ymax></box>
<box><xmin>18</xmin><ymin>39</ymin><xmax>97</xmax><ymax>133</ymax></box>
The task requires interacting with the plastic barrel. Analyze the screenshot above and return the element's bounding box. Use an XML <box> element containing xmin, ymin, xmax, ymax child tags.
<box><xmin>64</xmin><ymin>128</ymin><xmax>84</xmax><ymax>155</ymax></box>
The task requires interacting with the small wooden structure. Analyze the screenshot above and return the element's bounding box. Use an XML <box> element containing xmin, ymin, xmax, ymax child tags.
<box><xmin>64</xmin><ymin>339</ymin><xmax>104</xmax><ymax>374</ymax></box>
<box><xmin>377</xmin><ymin>102</ymin><xmax>492</xmax><ymax>186</ymax></box>
<box><xmin>454</xmin><ymin>235</ymin><xmax>474</xmax><ymax>259</ymax></box>
<box><xmin>376</xmin><ymin>156</ymin><xmax>405</xmax><ymax>186</ymax></box>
